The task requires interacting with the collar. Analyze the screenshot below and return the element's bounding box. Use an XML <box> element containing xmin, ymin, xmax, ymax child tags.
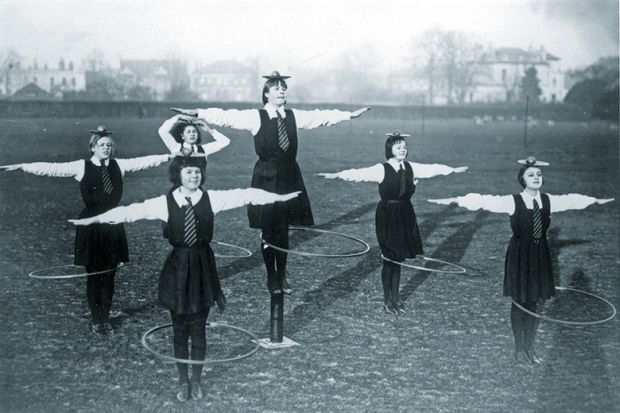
<box><xmin>264</xmin><ymin>104</ymin><xmax>286</xmax><ymax>119</ymax></box>
<box><xmin>172</xmin><ymin>187</ymin><xmax>203</xmax><ymax>207</ymax></box>
<box><xmin>387</xmin><ymin>158</ymin><xmax>405</xmax><ymax>171</ymax></box>
<box><xmin>90</xmin><ymin>156</ymin><xmax>110</xmax><ymax>167</ymax></box>
<box><xmin>520</xmin><ymin>190</ymin><xmax>543</xmax><ymax>208</ymax></box>
<box><xmin>181</xmin><ymin>143</ymin><xmax>198</xmax><ymax>150</ymax></box>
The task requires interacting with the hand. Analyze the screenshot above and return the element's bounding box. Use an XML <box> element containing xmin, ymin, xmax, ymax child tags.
<box><xmin>68</xmin><ymin>217</ymin><xmax>98</xmax><ymax>226</ymax></box>
<box><xmin>316</xmin><ymin>172</ymin><xmax>338</xmax><ymax>179</ymax></box>
<box><xmin>216</xmin><ymin>296</ymin><xmax>226</xmax><ymax>313</ymax></box>
<box><xmin>427</xmin><ymin>198</ymin><xmax>454</xmax><ymax>205</ymax></box>
<box><xmin>453</xmin><ymin>166</ymin><xmax>468</xmax><ymax>174</ymax></box>
<box><xmin>596</xmin><ymin>198</ymin><xmax>615</xmax><ymax>205</ymax></box>
<box><xmin>170</xmin><ymin>107</ymin><xmax>198</xmax><ymax>117</ymax></box>
<box><xmin>0</xmin><ymin>164</ymin><xmax>21</xmax><ymax>172</ymax></box>
<box><xmin>195</xmin><ymin>119</ymin><xmax>214</xmax><ymax>133</ymax></box>
<box><xmin>281</xmin><ymin>191</ymin><xmax>302</xmax><ymax>201</ymax></box>
<box><xmin>350</xmin><ymin>107</ymin><xmax>371</xmax><ymax>119</ymax></box>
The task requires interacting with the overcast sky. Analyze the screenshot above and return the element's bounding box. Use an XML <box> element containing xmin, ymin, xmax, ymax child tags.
<box><xmin>1</xmin><ymin>0</ymin><xmax>618</xmax><ymax>71</ymax></box>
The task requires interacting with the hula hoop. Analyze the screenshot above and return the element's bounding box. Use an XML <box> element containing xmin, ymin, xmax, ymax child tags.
<box><xmin>212</xmin><ymin>241</ymin><xmax>252</xmax><ymax>258</ymax></box>
<box><xmin>381</xmin><ymin>254</ymin><xmax>466</xmax><ymax>274</ymax></box>
<box><xmin>141</xmin><ymin>321</ymin><xmax>260</xmax><ymax>365</ymax></box>
<box><xmin>260</xmin><ymin>226</ymin><xmax>369</xmax><ymax>258</ymax></box>
<box><xmin>511</xmin><ymin>286</ymin><xmax>617</xmax><ymax>326</ymax></box>
<box><xmin>28</xmin><ymin>262</ymin><xmax>125</xmax><ymax>280</ymax></box>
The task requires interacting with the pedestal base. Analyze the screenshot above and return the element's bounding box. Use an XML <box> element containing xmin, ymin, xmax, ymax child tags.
<box><xmin>254</xmin><ymin>336</ymin><xmax>300</xmax><ymax>349</ymax></box>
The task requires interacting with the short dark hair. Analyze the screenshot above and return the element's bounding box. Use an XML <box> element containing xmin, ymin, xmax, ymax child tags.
<box><xmin>168</xmin><ymin>157</ymin><xmax>206</xmax><ymax>187</ymax></box>
<box><xmin>517</xmin><ymin>165</ymin><xmax>543</xmax><ymax>188</ymax></box>
<box><xmin>384</xmin><ymin>136</ymin><xmax>407</xmax><ymax>160</ymax></box>
<box><xmin>170</xmin><ymin>122</ymin><xmax>203</xmax><ymax>145</ymax></box>
<box><xmin>262</xmin><ymin>79</ymin><xmax>288</xmax><ymax>104</ymax></box>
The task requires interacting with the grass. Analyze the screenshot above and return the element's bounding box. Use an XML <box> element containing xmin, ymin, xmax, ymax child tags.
<box><xmin>0</xmin><ymin>115</ymin><xmax>618</xmax><ymax>412</ymax></box>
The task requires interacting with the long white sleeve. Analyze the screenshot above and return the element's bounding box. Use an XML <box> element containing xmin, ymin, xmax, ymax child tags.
<box><xmin>158</xmin><ymin>117</ymin><xmax>182</xmax><ymax>153</ymax></box>
<box><xmin>441</xmin><ymin>193</ymin><xmax>516</xmax><ymax>214</ymax></box>
<box><xmin>209</xmin><ymin>188</ymin><xmax>294</xmax><ymax>214</ymax></box>
<box><xmin>409</xmin><ymin>162</ymin><xmax>461</xmax><ymax>179</ymax></box>
<box><xmin>320</xmin><ymin>163</ymin><xmax>384</xmax><ymax>183</ymax></box>
<box><xmin>88</xmin><ymin>196</ymin><xmax>169</xmax><ymax>224</ymax></box>
<box><xmin>291</xmin><ymin>108</ymin><xmax>352</xmax><ymax>130</ymax></box>
<box><xmin>116</xmin><ymin>155</ymin><xmax>170</xmax><ymax>174</ymax></box>
<box><xmin>201</xmin><ymin>129</ymin><xmax>231</xmax><ymax>155</ymax></box>
<box><xmin>548</xmin><ymin>194</ymin><xmax>611</xmax><ymax>213</ymax></box>
<box><xmin>18</xmin><ymin>160</ymin><xmax>84</xmax><ymax>181</ymax></box>
<box><xmin>196</xmin><ymin>108</ymin><xmax>260</xmax><ymax>133</ymax></box>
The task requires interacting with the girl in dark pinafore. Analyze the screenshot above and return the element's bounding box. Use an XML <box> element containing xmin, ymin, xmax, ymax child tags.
<box><xmin>171</xmin><ymin>71</ymin><xmax>370</xmax><ymax>295</ymax></box>
<box><xmin>428</xmin><ymin>156</ymin><xmax>614</xmax><ymax>364</ymax></box>
<box><xmin>319</xmin><ymin>131</ymin><xmax>468</xmax><ymax>314</ymax></box>
<box><xmin>69</xmin><ymin>156</ymin><xmax>300</xmax><ymax>402</ymax></box>
<box><xmin>1</xmin><ymin>126</ymin><xmax>171</xmax><ymax>335</ymax></box>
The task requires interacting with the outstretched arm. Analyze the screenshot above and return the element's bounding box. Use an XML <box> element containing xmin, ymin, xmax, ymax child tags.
<box><xmin>158</xmin><ymin>115</ymin><xmax>184</xmax><ymax>153</ymax></box>
<box><xmin>1</xmin><ymin>160</ymin><xmax>84</xmax><ymax>180</ymax></box>
<box><xmin>428</xmin><ymin>193</ymin><xmax>515</xmax><ymax>214</ymax></box>
<box><xmin>69</xmin><ymin>196</ymin><xmax>168</xmax><ymax>225</ymax></box>
<box><xmin>209</xmin><ymin>188</ymin><xmax>301</xmax><ymax>214</ymax></box>
<box><xmin>548</xmin><ymin>194</ymin><xmax>615</xmax><ymax>213</ymax></box>
<box><xmin>293</xmin><ymin>107</ymin><xmax>371</xmax><ymax>130</ymax></box>
<box><xmin>116</xmin><ymin>154</ymin><xmax>171</xmax><ymax>174</ymax></box>
<box><xmin>410</xmin><ymin>162</ymin><xmax>468</xmax><ymax>179</ymax></box>
<box><xmin>317</xmin><ymin>163</ymin><xmax>384</xmax><ymax>183</ymax></box>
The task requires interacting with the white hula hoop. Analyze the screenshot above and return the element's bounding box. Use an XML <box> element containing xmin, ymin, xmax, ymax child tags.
<box><xmin>381</xmin><ymin>254</ymin><xmax>466</xmax><ymax>274</ymax></box>
<box><xmin>141</xmin><ymin>321</ymin><xmax>260</xmax><ymax>364</ymax></box>
<box><xmin>260</xmin><ymin>226</ymin><xmax>369</xmax><ymax>258</ymax></box>
<box><xmin>511</xmin><ymin>286</ymin><xmax>617</xmax><ymax>326</ymax></box>
<box><xmin>28</xmin><ymin>262</ymin><xmax>125</xmax><ymax>280</ymax></box>
<box><xmin>212</xmin><ymin>241</ymin><xmax>252</xmax><ymax>258</ymax></box>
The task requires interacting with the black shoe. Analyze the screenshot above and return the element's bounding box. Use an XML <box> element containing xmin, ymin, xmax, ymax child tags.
<box><xmin>392</xmin><ymin>301</ymin><xmax>406</xmax><ymax>314</ymax></box>
<box><xmin>176</xmin><ymin>382</ymin><xmax>190</xmax><ymax>402</ymax></box>
<box><xmin>90</xmin><ymin>322</ymin><xmax>105</xmax><ymax>335</ymax></box>
<box><xmin>102</xmin><ymin>322</ymin><xmax>114</xmax><ymax>336</ymax></box>
<box><xmin>282</xmin><ymin>278</ymin><xmax>292</xmax><ymax>295</ymax></box>
<box><xmin>514</xmin><ymin>351</ymin><xmax>529</xmax><ymax>364</ymax></box>
<box><xmin>190</xmin><ymin>381</ymin><xmax>203</xmax><ymax>400</ymax></box>
<box><xmin>524</xmin><ymin>350</ymin><xmax>542</xmax><ymax>364</ymax></box>
<box><xmin>383</xmin><ymin>303</ymin><xmax>398</xmax><ymax>315</ymax></box>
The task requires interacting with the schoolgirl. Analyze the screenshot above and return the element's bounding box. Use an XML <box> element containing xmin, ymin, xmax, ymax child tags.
<box><xmin>1</xmin><ymin>126</ymin><xmax>171</xmax><ymax>335</ymax></box>
<box><xmin>69</xmin><ymin>155</ymin><xmax>300</xmax><ymax>401</ymax></box>
<box><xmin>319</xmin><ymin>131</ymin><xmax>468</xmax><ymax>314</ymax></box>
<box><xmin>158</xmin><ymin>114</ymin><xmax>230</xmax><ymax>160</ymax></box>
<box><xmin>428</xmin><ymin>156</ymin><xmax>614</xmax><ymax>363</ymax></box>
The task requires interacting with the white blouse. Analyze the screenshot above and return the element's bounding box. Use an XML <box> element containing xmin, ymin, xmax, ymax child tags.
<box><xmin>15</xmin><ymin>154</ymin><xmax>170</xmax><ymax>182</ymax></box>
<box><xmin>158</xmin><ymin>116</ymin><xmax>230</xmax><ymax>155</ymax></box>
<box><xmin>196</xmin><ymin>103</ymin><xmax>353</xmax><ymax>136</ymax></box>
<box><xmin>81</xmin><ymin>187</ymin><xmax>295</xmax><ymax>224</ymax></box>
<box><xmin>320</xmin><ymin>161</ymin><xmax>464</xmax><ymax>183</ymax></box>
<box><xmin>431</xmin><ymin>191</ymin><xmax>613</xmax><ymax>215</ymax></box>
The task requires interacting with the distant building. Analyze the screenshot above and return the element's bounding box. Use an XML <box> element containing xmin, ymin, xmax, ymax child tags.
<box><xmin>6</xmin><ymin>83</ymin><xmax>56</xmax><ymax>101</ymax></box>
<box><xmin>470</xmin><ymin>46</ymin><xmax>566</xmax><ymax>103</ymax></box>
<box><xmin>0</xmin><ymin>58</ymin><xmax>85</xmax><ymax>98</ymax></box>
<box><xmin>118</xmin><ymin>60</ymin><xmax>177</xmax><ymax>101</ymax></box>
<box><xmin>191</xmin><ymin>61</ymin><xmax>258</xmax><ymax>102</ymax></box>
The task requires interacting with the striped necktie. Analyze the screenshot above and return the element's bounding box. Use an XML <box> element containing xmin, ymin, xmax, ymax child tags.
<box><xmin>101</xmin><ymin>163</ymin><xmax>113</xmax><ymax>194</ymax></box>
<box><xmin>184</xmin><ymin>197</ymin><xmax>198</xmax><ymax>247</ymax></box>
<box><xmin>276</xmin><ymin>111</ymin><xmax>290</xmax><ymax>151</ymax></box>
<box><xmin>532</xmin><ymin>199</ymin><xmax>542</xmax><ymax>239</ymax></box>
<box><xmin>398</xmin><ymin>163</ymin><xmax>407</xmax><ymax>197</ymax></box>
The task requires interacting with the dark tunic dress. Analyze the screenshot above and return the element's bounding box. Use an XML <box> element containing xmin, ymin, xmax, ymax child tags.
<box><xmin>375</xmin><ymin>162</ymin><xmax>424</xmax><ymax>261</ymax></box>
<box><xmin>247</xmin><ymin>109</ymin><xmax>313</xmax><ymax>229</ymax></box>
<box><xmin>504</xmin><ymin>193</ymin><xmax>555</xmax><ymax>302</ymax></box>
<box><xmin>74</xmin><ymin>159</ymin><xmax>129</xmax><ymax>268</ymax></box>
<box><xmin>159</xmin><ymin>192</ymin><xmax>225</xmax><ymax>314</ymax></box>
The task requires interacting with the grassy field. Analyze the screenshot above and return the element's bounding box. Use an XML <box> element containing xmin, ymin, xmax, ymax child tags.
<box><xmin>0</xmin><ymin>115</ymin><xmax>618</xmax><ymax>412</ymax></box>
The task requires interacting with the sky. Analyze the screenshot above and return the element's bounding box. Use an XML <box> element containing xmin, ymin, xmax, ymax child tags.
<box><xmin>0</xmin><ymin>0</ymin><xmax>618</xmax><ymax>71</ymax></box>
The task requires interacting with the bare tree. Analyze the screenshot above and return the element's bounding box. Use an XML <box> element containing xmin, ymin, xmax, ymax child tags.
<box><xmin>1</xmin><ymin>48</ymin><xmax>22</xmax><ymax>96</ymax></box>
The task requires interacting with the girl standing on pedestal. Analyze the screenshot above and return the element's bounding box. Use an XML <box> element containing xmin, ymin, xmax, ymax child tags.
<box><xmin>319</xmin><ymin>131</ymin><xmax>468</xmax><ymax>314</ymax></box>
<box><xmin>428</xmin><ymin>156</ymin><xmax>614</xmax><ymax>364</ymax></box>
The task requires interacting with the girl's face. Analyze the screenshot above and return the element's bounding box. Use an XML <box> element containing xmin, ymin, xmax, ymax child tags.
<box><xmin>264</xmin><ymin>82</ymin><xmax>287</xmax><ymax>107</ymax></box>
<box><xmin>391</xmin><ymin>140</ymin><xmax>407</xmax><ymax>162</ymax></box>
<box><xmin>92</xmin><ymin>137</ymin><xmax>113</xmax><ymax>160</ymax></box>
<box><xmin>180</xmin><ymin>166</ymin><xmax>202</xmax><ymax>191</ymax></box>
<box><xmin>181</xmin><ymin>125</ymin><xmax>199</xmax><ymax>145</ymax></box>
<box><xmin>522</xmin><ymin>167</ymin><xmax>543</xmax><ymax>190</ymax></box>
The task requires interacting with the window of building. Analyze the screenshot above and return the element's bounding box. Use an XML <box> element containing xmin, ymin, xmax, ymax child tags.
<box><xmin>33</xmin><ymin>76</ymin><xmax>38</xmax><ymax>84</ymax></box>
<box><xmin>71</xmin><ymin>78</ymin><xmax>76</xmax><ymax>86</ymax></box>
<box><xmin>62</xmin><ymin>77</ymin><xmax>67</xmax><ymax>86</ymax></box>
<box><xmin>50</xmin><ymin>77</ymin><xmax>55</xmax><ymax>88</ymax></box>
<box><xmin>501</xmin><ymin>69</ymin><xmax>507</xmax><ymax>81</ymax></box>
